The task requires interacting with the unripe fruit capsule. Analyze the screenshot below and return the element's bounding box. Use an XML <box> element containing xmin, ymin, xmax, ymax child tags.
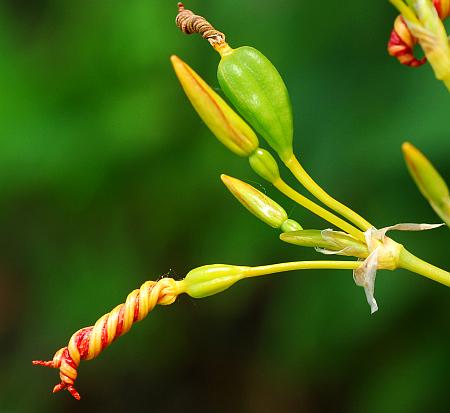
<box><xmin>217</xmin><ymin>46</ymin><xmax>294</xmax><ymax>161</ymax></box>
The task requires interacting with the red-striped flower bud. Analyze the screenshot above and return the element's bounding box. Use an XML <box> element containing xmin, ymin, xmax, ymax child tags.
<box><xmin>171</xmin><ymin>55</ymin><xmax>259</xmax><ymax>156</ymax></box>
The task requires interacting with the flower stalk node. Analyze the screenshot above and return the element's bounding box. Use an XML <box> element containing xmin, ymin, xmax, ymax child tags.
<box><xmin>353</xmin><ymin>223</ymin><xmax>443</xmax><ymax>313</ymax></box>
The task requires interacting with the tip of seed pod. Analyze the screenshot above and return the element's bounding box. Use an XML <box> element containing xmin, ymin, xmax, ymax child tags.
<box><xmin>177</xmin><ymin>2</ymin><xmax>185</xmax><ymax>12</ymax></box>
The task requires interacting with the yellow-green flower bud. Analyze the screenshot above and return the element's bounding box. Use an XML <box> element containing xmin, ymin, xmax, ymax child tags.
<box><xmin>402</xmin><ymin>142</ymin><xmax>450</xmax><ymax>224</ymax></box>
<box><xmin>248</xmin><ymin>148</ymin><xmax>280</xmax><ymax>184</ymax></box>
<box><xmin>280</xmin><ymin>229</ymin><xmax>368</xmax><ymax>258</ymax></box>
<box><xmin>179</xmin><ymin>264</ymin><xmax>248</xmax><ymax>298</ymax></box>
<box><xmin>221</xmin><ymin>174</ymin><xmax>300</xmax><ymax>229</ymax></box>
<box><xmin>171</xmin><ymin>55</ymin><xmax>259</xmax><ymax>156</ymax></box>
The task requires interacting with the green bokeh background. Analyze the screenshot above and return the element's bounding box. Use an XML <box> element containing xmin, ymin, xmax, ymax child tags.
<box><xmin>0</xmin><ymin>1</ymin><xmax>449</xmax><ymax>412</ymax></box>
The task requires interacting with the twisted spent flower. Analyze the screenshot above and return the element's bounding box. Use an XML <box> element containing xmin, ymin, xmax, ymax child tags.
<box><xmin>388</xmin><ymin>0</ymin><xmax>449</xmax><ymax>67</ymax></box>
<box><xmin>33</xmin><ymin>277</ymin><xmax>179</xmax><ymax>400</ymax></box>
<box><xmin>175</xmin><ymin>2</ymin><xmax>227</xmax><ymax>49</ymax></box>
<box><xmin>388</xmin><ymin>15</ymin><xmax>427</xmax><ymax>67</ymax></box>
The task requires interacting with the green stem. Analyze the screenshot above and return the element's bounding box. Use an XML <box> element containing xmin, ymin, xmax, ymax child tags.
<box><xmin>273</xmin><ymin>178</ymin><xmax>366</xmax><ymax>242</ymax></box>
<box><xmin>284</xmin><ymin>154</ymin><xmax>373</xmax><ymax>231</ymax></box>
<box><xmin>398</xmin><ymin>248</ymin><xmax>450</xmax><ymax>286</ymax></box>
<box><xmin>245</xmin><ymin>260</ymin><xmax>360</xmax><ymax>278</ymax></box>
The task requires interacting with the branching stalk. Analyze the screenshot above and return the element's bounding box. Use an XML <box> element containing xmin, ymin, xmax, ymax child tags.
<box><xmin>283</xmin><ymin>155</ymin><xmax>373</xmax><ymax>231</ymax></box>
<box><xmin>273</xmin><ymin>178</ymin><xmax>366</xmax><ymax>242</ymax></box>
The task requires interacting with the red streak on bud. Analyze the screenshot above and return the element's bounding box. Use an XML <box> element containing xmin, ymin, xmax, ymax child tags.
<box><xmin>101</xmin><ymin>318</ymin><xmax>109</xmax><ymax>350</ymax></box>
<box><xmin>115</xmin><ymin>305</ymin><xmax>125</xmax><ymax>338</ymax></box>
<box><xmin>133</xmin><ymin>293</ymin><xmax>140</xmax><ymax>322</ymax></box>
<box><xmin>62</xmin><ymin>348</ymin><xmax>76</xmax><ymax>369</ymax></box>
<box><xmin>75</xmin><ymin>328</ymin><xmax>92</xmax><ymax>360</ymax></box>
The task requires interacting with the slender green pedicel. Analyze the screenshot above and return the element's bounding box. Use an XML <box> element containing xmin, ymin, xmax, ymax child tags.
<box><xmin>218</xmin><ymin>46</ymin><xmax>294</xmax><ymax>161</ymax></box>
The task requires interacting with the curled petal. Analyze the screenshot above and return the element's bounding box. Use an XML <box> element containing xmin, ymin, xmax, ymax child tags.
<box><xmin>388</xmin><ymin>16</ymin><xmax>427</xmax><ymax>67</ymax></box>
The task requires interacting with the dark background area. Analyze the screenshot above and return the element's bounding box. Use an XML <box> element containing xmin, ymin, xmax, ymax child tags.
<box><xmin>0</xmin><ymin>1</ymin><xmax>449</xmax><ymax>412</ymax></box>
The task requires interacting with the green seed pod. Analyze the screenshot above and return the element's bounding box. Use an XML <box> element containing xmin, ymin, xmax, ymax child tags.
<box><xmin>402</xmin><ymin>142</ymin><xmax>450</xmax><ymax>224</ymax></box>
<box><xmin>171</xmin><ymin>55</ymin><xmax>259</xmax><ymax>157</ymax></box>
<box><xmin>221</xmin><ymin>174</ymin><xmax>301</xmax><ymax>229</ymax></box>
<box><xmin>217</xmin><ymin>46</ymin><xmax>294</xmax><ymax>161</ymax></box>
<box><xmin>248</xmin><ymin>148</ymin><xmax>281</xmax><ymax>184</ymax></box>
<box><xmin>180</xmin><ymin>264</ymin><xmax>248</xmax><ymax>298</ymax></box>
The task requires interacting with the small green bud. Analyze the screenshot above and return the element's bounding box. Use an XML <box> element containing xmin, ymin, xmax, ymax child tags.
<box><xmin>402</xmin><ymin>142</ymin><xmax>450</xmax><ymax>224</ymax></box>
<box><xmin>248</xmin><ymin>148</ymin><xmax>281</xmax><ymax>184</ymax></box>
<box><xmin>280</xmin><ymin>219</ymin><xmax>303</xmax><ymax>233</ymax></box>
<box><xmin>280</xmin><ymin>229</ymin><xmax>368</xmax><ymax>258</ymax></box>
<box><xmin>217</xmin><ymin>46</ymin><xmax>294</xmax><ymax>161</ymax></box>
<box><xmin>171</xmin><ymin>55</ymin><xmax>259</xmax><ymax>156</ymax></box>
<box><xmin>180</xmin><ymin>264</ymin><xmax>248</xmax><ymax>298</ymax></box>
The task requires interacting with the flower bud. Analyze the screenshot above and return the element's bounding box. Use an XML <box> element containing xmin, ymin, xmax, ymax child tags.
<box><xmin>171</xmin><ymin>55</ymin><xmax>259</xmax><ymax>156</ymax></box>
<box><xmin>180</xmin><ymin>264</ymin><xmax>248</xmax><ymax>298</ymax></box>
<box><xmin>248</xmin><ymin>148</ymin><xmax>281</xmax><ymax>184</ymax></box>
<box><xmin>402</xmin><ymin>142</ymin><xmax>450</xmax><ymax>224</ymax></box>
<box><xmin>280</xmin><ymin>219</ymin><xmax>303</xmax><ymax>233</ymax></box>
<box><xmin>280</xmin><ymin>229</ymin><xmax>368</xmax><ymax>258</ymax></box>
<box><xmin>221</xmin><ymin>174</ymin><xmax>301</xmax><ymax>229</ymax></box>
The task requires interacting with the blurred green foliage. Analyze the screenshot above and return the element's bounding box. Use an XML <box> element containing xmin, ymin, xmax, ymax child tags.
<box><xmin>0</xmin><ymin>1</ymin><xmax>448</xmax><ymax>412</ymax></box>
